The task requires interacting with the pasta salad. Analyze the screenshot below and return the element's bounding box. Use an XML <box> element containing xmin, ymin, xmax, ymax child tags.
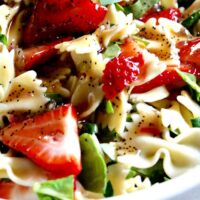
<box><xmin>0</xmin><ymin>0</ymin><xmax>200</xmax><ymax>199</ymax></box>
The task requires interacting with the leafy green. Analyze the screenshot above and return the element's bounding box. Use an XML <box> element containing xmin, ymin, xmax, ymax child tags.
<box><xmin>79</xmin><ymin>133</ymin><xmax>107</xmax><ymax>193</ymax></box>
<box><xmin>126</xmin><ymin>160</ymin><xmax>169</xmax><ymax>184</ymax></box>
<box><xmin>98</xmin><ymin>126</ymin><xmax>118</xmax><ymax>143</ymax></box>
<box><xmin>176</xmin><ymin>69</ymin><xmax>200</xmax><ymax>102</ymax></box>
<box><xmin>103</xmin><ymin>43</ymin><xmax>121</xmax><ymax>59</ymax></box>
<box><xmin>115</xmin><ymin>3</ymin><xmax>125</xmax><ymax>12</ymax></box>
<box><xmin>81</xmin><ymin>122</ymin><xmax>98</xmax><ymax>135</ymax></box>
<box><xmin>124</xmin><ymin>0</ymin><xmax>159</xmax><ymax>19</ymax></box>
<box><xmin>100</xmin><ymin>0</ymin><xmax>121</xmax><ymax>6</ymax></box>
<box><xmin>105</xmin><ymin>100</ymin><xmax>114</xmax><ymax>114</ymax></box>
<box><xmin>132</xmin><ymin>36</ymin><xmax>150</xmax><ymax>47</ymax></box>
<box><xmin>126</xmin><ymin>114</ymin><xmax>133</xmax><ymax>122</ymax></box>
<box><xmin>104</xmin><ymin>181</ymin><xmax>114</xmax><ymax>197</ymax></box>
<box><xmin>33</xmin><ymin>176</ymin><xmax>74</xmax><ymax>200</ymax></box>
<box><xmin>182</xmin><ymin>9</ymin><xmax>200</xmax><ymax>30</ymax></box>
<box><xmin>45</xmin><ymin>93</ymin><xmax>66</xmax><ymax>105</ymax></box>
<box><xmin>168</xmin><ymin>126</ymin><xmax>180</xmax><ymax>138</ymax></box>
<box><xmin>191</xmin><ymin>117</ymin><xmax>200</xmax><ymax>127</ymax></box>
<box><xmin>0</xmin><ymin>34</ymin><xmax>7</xmax><ymax>46</ymax></box>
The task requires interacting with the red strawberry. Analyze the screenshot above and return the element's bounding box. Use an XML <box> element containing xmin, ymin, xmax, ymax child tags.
<box><xmin>177</xmin><ymin>38</ymin><xmax>200</xmax><ymax>66</ymax></box>
<box><xmin>141</xmin><ymin>8</ymin><xmax>182</xmax><ymax>23</ymax></box>
<box><xmin>15</xmin><ymin>37</ymin><xmax>72</xmax><ymax>71</ymax></box>
<box><xmin>0</xmin><ymin>182</ymin><xmax>36</xmax><ymax>200</ymax></box>
<box><xmin>23</xmin><ymin>0</ymin><xmax>107</xmax><ymax>46</ymax></box>
<box><xmin>102</xmin><ymin>39</ymin><xmax>145</xmax><ymax>99</ymax></box>
<box><xmin>102</xmin><ymin>53</ymin><xmax>144</xmax><ymax>99</ymax></box>
<box><xmin>0</xmin><ymin>104</ymin><xmax>81</xmax><ymax>176</ymax></box>
<box><xmin>132</xmin><ymin>64</ymin><xmax>200</xmax><ymax>93</ymax></box>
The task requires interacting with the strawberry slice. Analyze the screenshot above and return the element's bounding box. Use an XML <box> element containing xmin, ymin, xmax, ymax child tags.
<box><xmin>102</xmin><ymin>39</ymin><xmax>145</xmax><ymax>99</ymax></box>
<box><xmin>23</xmin><ymin>0</ymin><xmax>107</xmax><ymax>46</ymax></box>
<box><xmin>15</xmin><ymin>37</ymin><xmax>72</xmax><ymax>71</ymax></box>
<box><xmin>0</xmin><ymin>104</ymin><xmax>82</xmax><ymax>176</ymax></box>
<box><xmin>177</xmin><ymin>38</ymin><xmax>200</xmax><ymax>66</ymax></box>
<box><xmin>0</xmin><ymin>182</ymin><xmax>36</xmax><ymax>200</ymax></box>
<box><xmin>132</xmin><ymin>64</ymin><xmax>200</xmax><ymax>93</ymax></box>
<box><xmin>140</xmin><ymin>8</ymin><xmax>182</xmax><ymax>23</ymax></box>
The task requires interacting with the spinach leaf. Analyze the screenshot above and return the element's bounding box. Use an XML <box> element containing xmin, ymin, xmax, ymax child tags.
<box><xmin>33</xmin><ymin>176</ymin><xmax>74</xmax><ymax>200</ymax></box>
<box><xmin>0</xmin><ymin>34</ymin><xmax>7</xmax><ymax>46</ymax></box>
<box><xmin>45</xmin><ymin>93</ymin><xmax>67</xmax><ymax>105</ymax></box>
<box><xmin>191</xmin><ymin>117</ymin><xmax>200</xmax><ymax>127</ymax></box>
<box><xmin>176</xmin><ymin>69</ymin><xmax>200</xmax><ymax>102</ymax></box>
<box><xmin>103</xmin><ymin>43</ymin><xmax>121</xmax><ymax>59</ymax></box>
<box><xmin>100</xmin><ymin>0</ymin><xmax>121</xmax><ymax>6</ymax></box>
<box><xmin>81</xmin><ymin>122</ymin><xmax>98</xmax><ymax>135</ymax></box>
<box><xmin>126</xmin><ymin>159</ymin><xmax>169</xmax><ymax>184</ymax></box>
<box><xmin>182</xmin><ymin>9</ymin><xmax>200</xmax><ymax>30</ymax></box>
<box><xmin>104</xmin><ymin>181</ymin><xmax>114</xmax><ymax>197</ymax></box>
<box><xmin>124</xmin><ymin>0</ymin><xmax>159</xmax><ymax>19</ymax></box>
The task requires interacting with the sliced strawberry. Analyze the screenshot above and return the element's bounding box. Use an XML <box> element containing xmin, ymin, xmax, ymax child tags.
<box><xmin>0</xmin><ymin>182</ymin><xmax>36</xmax><ymax>200</ymax></box>
<box><xmin>141</xmin><ymin>8</ymin><xmax>182</xmax><ymax>23</ymax></box>
<box><xmin>132</xmin><ymin>64</ymin><xmax>200</xmax><ymax>93</ymax></box>
<box><xmin>177</xmin><ymin>38</ymin><xmax>200</xmax><ymax>66</ymax></box>
<box><xmin>0</xmin><ymin>104</ymin><xmax>82</xmax><ymax>176</ymax></box>
<box><xmin>15</xmin><ymin>37</ymin><xmax>72</xmax><ymax>71</ymax></box>
<box><xmin>102</xmin><ymin>39</ymin><xmax>145</xmax><ymax>99</ymax></box>
<box><xmin>23</xmin><ymin>0</ymin><xmax>107</xmax><ymax>46</ymax></box>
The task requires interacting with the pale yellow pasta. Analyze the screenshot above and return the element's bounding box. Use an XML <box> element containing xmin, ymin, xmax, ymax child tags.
<box><xmin>0</xmin><ymin>4</ymin><xmax>19</xmax><ymax>35</ymax></box>
<box><xmin>161</xmin><ymin>101</ymin><xmax>191</xmax><ymax>134</ymax></box>
<box><xmin>97</xmin><ymin>91</ymin><xmax>131</xmax><ymax>137</ymax></box>
<box><xmin>177</xmin><ymin>91</ymin><xmax>200</xmax><ymax>118</ymax></box>
<box><xmin>160</xmin><ymin>0</ymin><xmax>178</xmax><ymax>8</ymax></box>
<box><xmin>57</xmin><ymin>34</ymin><xmax>107</xmax><ymax>77</ymax></box>
<box><xmin>130</xmin><ymin>86</ymin><xmax>169</xmax><ymax>103</ymax></box>
<box><xmin>95</xmin><ymin>5</ymin><xmax>140</xmax><ymax>47</ymax></box>
<box><xmin>138</xmin><ymin>18</ymin><xmax>190</xmax><ymax>65</ymax></box>
<box><xmin>0</xmin><ymin>47</ymin><xmax>15</xmax><ymax>100</ymax></box>
<box><xmin>107</xmin><ymin>163</ymin><xmax>151</xmax><ymax>195</ymax></box>
<box><xmin>71</xmin><ymin>76</ymin><xmax>104</xmax><ymax>118</ymax></box>
<box><xmin>0</xmin><ymin>154</ymin><xmax>49</xmax><ymax>186</ymax></box>
<box><xmin>0</xmin><ymin>71</ymin><xmax>49</xmax><ymax>114</ymax></box>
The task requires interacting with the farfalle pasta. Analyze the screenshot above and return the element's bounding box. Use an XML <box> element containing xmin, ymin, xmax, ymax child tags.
<box><xmin>0</xmin><ymin>0</ymin><xmax>200</xmax><ymax>199</ymax></box>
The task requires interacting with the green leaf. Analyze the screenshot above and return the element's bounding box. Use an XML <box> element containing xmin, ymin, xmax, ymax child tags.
<box><xmin>168</xmin><ymin>126</ymin><xmax>181</xmax><ymax>138</ymax></box>
<box><xmin>132</xmin><ymin>35</ymin><xmax>149</xmax><ymax>47</ymax></box>
<box><xmin>182</xmin><ymin>9</ymin><xmax>200</xmax><ymax>30</ymax></box>
<box><xmin>115</xmin><ymin>3</ymin><xmax>125</xmax><ymax>12</ymax></box>
<box><xmin>45</xmin><ymin>93</ymin><xmax>66</xmax><ymax>105</ymax></box>
<box><xmin>81</xmin><ymin>122</ymin><xmax>98</xmax><ymax>135</ymax></box>
<box><xmin>79</xmin><ymin>134</ymin><xmax>107</xmax><ymax>193</ymax></box>
<box><xmin>98</xmin><ymin>126</ymin><xmax>118</xmax><ymax>143</ymax></box>
<box><xmin>33</xmin><ymin>176</ymin><xmax>74</xmax><ymax>200</ymax></box>
<box><xmin>105</xmin><ymin>100</ymin><xmax>114</xmax><ymax>114</ymax></box>
<box><xmin>0</xmin><ymin>34</ymin><xmax>7</xmax><ymax>46</ymax></box>
<box><xmin>103</xmin><ymin>43</ymin><xmax>121</xmax><ymax>59</ymax></box>
<box><xmin>176</xmin><ymin>69</ymin><xmax>200</xmax><ymax>101</ymax></box>
<box><xmin>191</xmin><ymin>117</ymin><xmax>200</xmax><ymax>127</ymax></box>
<box><xmin>100</xmin><ymin>0</ymin><xmax>121</xmax><ymax>6</ymax></box>
<box><xmin>126</xmin><ymin>0</ymin><xmax>159</xmax><ymax>19</ymax></box>
<box><xmin>126</xmin><ymin>160</ymin><xmax>169</xmax><ymax>184</ymax></box>
<box><xmin>104</xmin><ymin>181</ymin><xmax>114</xmax><ymax>197</ymax></box>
